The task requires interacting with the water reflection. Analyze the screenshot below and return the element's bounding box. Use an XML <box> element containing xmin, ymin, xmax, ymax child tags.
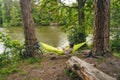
<box><xmin>0</xmin><ymin>26</ymin><xmax>69</xmax><ymax>53</ymax></box>
<box><xmin>36</xmin><ymin>26</ymin><xmax>69</xmax><ymax>47</ymax></box>
<box><xmin>0</xmin><ymin>42</ymin><xmax>5</xmax><ymax>53</ymax></box>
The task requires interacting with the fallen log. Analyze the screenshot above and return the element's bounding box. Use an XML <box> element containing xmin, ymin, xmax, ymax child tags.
<box><xmin>66</xmin><ymin>56</ymin><xmax>116</xmax><ymax>80</ymax></box>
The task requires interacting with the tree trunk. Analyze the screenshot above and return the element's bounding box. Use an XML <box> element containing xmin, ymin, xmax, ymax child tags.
<box><xmin>77</xmin><ymin>0</ymin><xmax>85</xmax><ymax>25</ymax></box>
<box><xmin>0</xmin><ymin>1</ymin><xmax>2</xmax><ymax>25</ymax></box>
<box><xmin>66</xmin><ymin>56</ymin><xmax>116</xmax><ymax>80</ymax></box>
<box><xmin>92</xmin><ymin>0</ymin><xmax>111</xmax><ymax>56</ymax></box>
<box><xmin>20</xmin><ymin>0</ymin><xmax>38</xmax><ymax>57</ymax></box>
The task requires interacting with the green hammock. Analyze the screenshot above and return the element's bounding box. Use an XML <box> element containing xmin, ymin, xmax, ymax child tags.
<box><xmin>40</xmin><ymin>42</ymin><xmax>86</xmax><ymax>55</ymax></box>
<box><xmin>72</xmin><ymin>42</ymin><xmax>86</xmax><ymax>53</ymax></box>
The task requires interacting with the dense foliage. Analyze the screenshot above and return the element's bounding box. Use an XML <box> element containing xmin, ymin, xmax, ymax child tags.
<box><xmin>111</xmin><ymin>0</ymin><xmax>120</xmax><ymax>27</ymax></box>
<box><xmin>110</xmin><ymin>0</ymin><xmax>120</xmax><ymax>52</ymax></box>
<box><xmin>0</xmin><ymin>32</ymin><xmax>24</xmax><ymax>74</ymax></box>
<box><xmin>0</xmin><ymin>32</ymin><xmax>41</xmax><ymax>77</ymax></box>
<box><xmin>0</xmin><ymin>1</ymin><xmax>120</xmax><ymax>79</ymax></box>
<box><xmin>110</xmin><ymin>28</ymin><xmax>120</xmax><ymax>52</ymax></box>
<box><xmin>0</xmin><ymin>0</ymin><xmax>120</xmax><ymax>51</ymax></box>
<box><xmin>10</xmin><ymin>1</ymin><xmax>22</xmax><ymax>26</ymax></box>
<box><xmin>0</xmin><ymin>0</ymin><xmax>119</xmax><ymax>27</ymax></box>
<box><xmin>66</xmin><ymin>25</ymin><xmax>86</xmax><ymax>44</ymax></box>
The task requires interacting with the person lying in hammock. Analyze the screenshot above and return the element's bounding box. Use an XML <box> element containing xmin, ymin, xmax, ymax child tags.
<box><xmin>64</xmin><ymin>43</ymin><xmax>74</xmax><ymax>55</ymax></box>
<box><xmin>40</xmin><ymin>42</ymin><xmax>85</xmax><ymax>55</ymax></box>
<box><xmin>57</xmin><ymin>43</ymin><xmax>74</xmax><ymax>55</ymax></box>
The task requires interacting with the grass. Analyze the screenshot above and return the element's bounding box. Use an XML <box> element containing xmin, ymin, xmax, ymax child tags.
<box><xmin>23</xmin><ymin>56</ymin><xmax>42</xmax><ymax>64</ymax></box>
<box><xmin>0</xmin><ymin>57</ymin><xmax>42</xmax><ymax>80</ymax></box>
<box><xmin>19</xmin><ymin>70</ymin><xmax>28</xmax><ymax>76</ymax></box>
<box><xmin>0</xmin><ymin>74</ymin><xmax>7</xmax><ymax>80</ymax></box>
<box><xmin>64</xmin><ymin>69</ymin><xmax>80</xmax><ymax>79</ymax></box>
<box><xmin>113</xmin><ymin>52</ymin><xmax>120</xmax><ymax>58</ymax></box>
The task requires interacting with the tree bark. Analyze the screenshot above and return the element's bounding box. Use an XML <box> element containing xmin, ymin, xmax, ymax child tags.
<box><xmin>92</xmin><ymin>0</ymin><xmax>111</xmax><ymax>56</ymax></box>
<box><xmin>66</xmin><ymin>56</ymin><xmax>117</xmax><ymax>80</ymax></box>
<box><xmin>20</xmin><ymin>0</ymin><xmax>38</xmax><ymax>57</ymax></box>
<box><xmin>0</xmin><ymin>1</ymin><xmax>2</xmax><ymax>25</ymax></box>
<box><xmin>77</xmin><ymin>0</ymin><xmax>86</xmax><ymax>25</ymax></box>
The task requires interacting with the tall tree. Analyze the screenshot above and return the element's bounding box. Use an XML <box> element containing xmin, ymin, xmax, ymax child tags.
<box><xmin>2</xmin><ymin>0</ymin><xmax>12</xmax><ymax>27</ymax></box>
<box><xmin>77</xmin><ymin>0</ymin><xmax>86</xmax><ymax>25</ymax></box>
<box><xmin>0</xmin><ymin>0</ymin><xmax>2</xmax><ymax>26</ymax></box>
<box><xmin>20</xmin><ymin>0</ymin><xmax>38</xmax><ymax>57</ymax></box>
<box><xmin>92</xmin><ymin>0</ymin><xmax>111</xmax><ymax>56</ymax></box>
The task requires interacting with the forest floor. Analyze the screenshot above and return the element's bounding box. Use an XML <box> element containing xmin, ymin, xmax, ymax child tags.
<box><xmin>7</xmin><ymin>50</ymin><xmax>120</xmax><ymax>80</ymax></box>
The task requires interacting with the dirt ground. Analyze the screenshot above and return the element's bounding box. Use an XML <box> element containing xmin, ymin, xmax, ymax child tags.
<box><xmin>7</xmin><ymin>54</ymin><xmax>72</xmax><ymax>80</ymax></box>
<box><xmin>7</xmin><ymin>51</ymin><xmax>120</xmax><ymax>80</ymax></box>
<box><xmin>84</xmin><ymin>56</ymin><xmax>120</xmax><ymax>80</ymax></box>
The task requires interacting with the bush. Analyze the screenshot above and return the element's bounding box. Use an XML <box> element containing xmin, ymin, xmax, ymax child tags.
<box><xmin>110</xmin><ymin>28</ymin><xmax>120</xmax><ymax>52</ymax></box>
<box><xmin>67</xmin><ymin>25</ymin><xmax>86</xmax><ymax>44</ymax></box>
<box><xmin>0</xmin><ymin>32</ymin><xmax>24</xmax><ymax>74</ymax></box>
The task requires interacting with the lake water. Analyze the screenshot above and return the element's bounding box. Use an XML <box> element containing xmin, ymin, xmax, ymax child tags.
<box><xmin>0</xmin><ymin>26</ymin><xmax>69</xmax><ymax>53</ymax></box>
